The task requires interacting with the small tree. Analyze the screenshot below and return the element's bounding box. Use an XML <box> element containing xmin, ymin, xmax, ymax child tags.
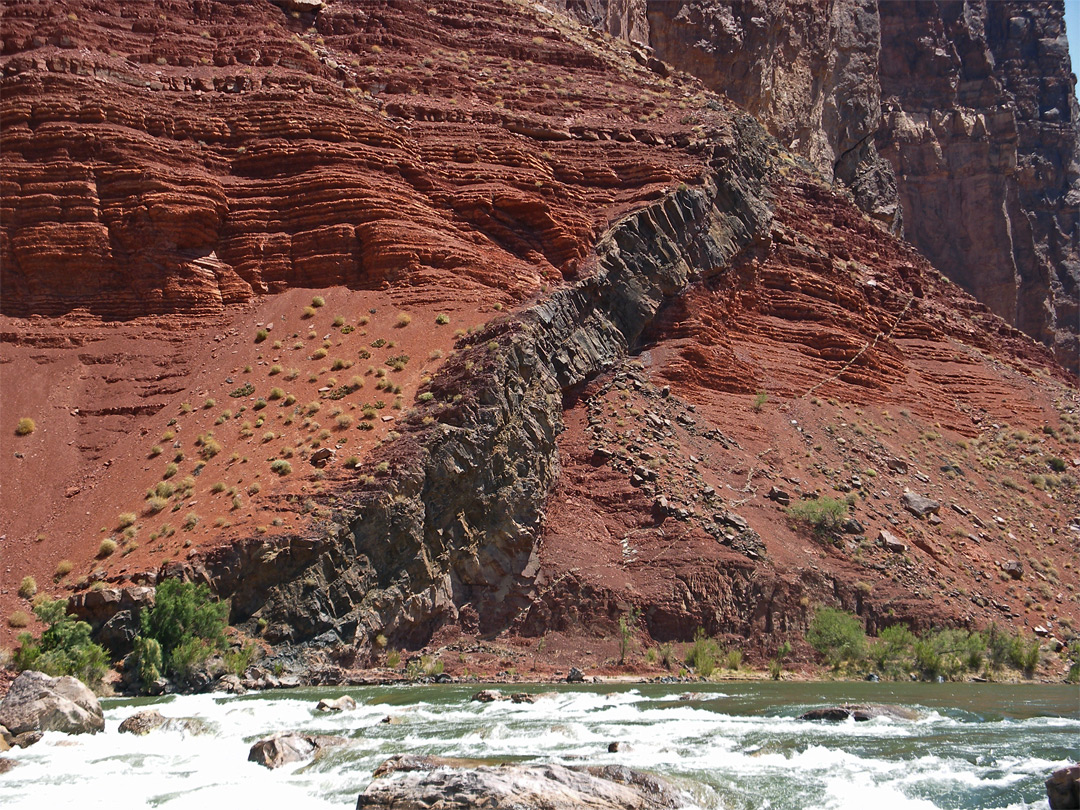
<box><xmin>684</xmin><ymin>628</ymin><xmax>721</xmax><ymax>677</ymax></box>
<box><xmin>806</xmin><ymin>607</ymin><xmax>866</xmax><ymax>670</ymax></box>
<box><xmin>139</xmin><ymin>579</ymin><xmax>228</xmax><ymax>680</ymax></box>
<box><xmin>14</xmin><ymin>598</ymin><xmax>109</xmax><ymax>689</ymax></box>
<box><xmin>786</xmin><ymin>496</ymin><xmax>848</xmax><ymax>539</ymax></box>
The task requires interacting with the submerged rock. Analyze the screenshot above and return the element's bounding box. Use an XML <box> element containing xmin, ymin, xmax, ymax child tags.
<box><xmin>798</xmin><ymin>704</ymin><xmax>920</xmax><ymax>722</ymax></box>
<box><xmin>0</xmin><ymin>671</ymin><xmax>104</xmax><ymax>738</ymax></box>
<box><xmin>471</xmin><ymin>690</ymin><xmax>506</xmax><ymax>703</ymax></box>
<box><xmin>358</xmin><ymin>759</ymin><xmax>689</xmax><ymax>809</ymax></box>
<box><xmin>248</xmin><ymin>731</ymin><xmax>346</xmax><ymax>769</ymax></box>
<box><xmin>316</xmin><ymin>695</ymin><xmax>356</xmax><ymax>712</ymax></box>
<box><xmin>118</xmin><ymin>710</ymin><xmax>211</xmax><ymax>736</ymax></box>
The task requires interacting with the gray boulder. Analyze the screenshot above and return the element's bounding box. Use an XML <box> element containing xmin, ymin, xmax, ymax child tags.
<box><xmin>901</xmin><ymin>492</ymin><xmax>941</xmax><ymax>519</ymax></box>
<box><xmin>0</xmin><ymin>671</ymin><xmax>104</xmax><ymax>738</ymax></box>
<box><xmin>248</xmin><ymin>731</ymin><xmax>345</xmax><ymax>769</ymax></box>
<box><xmin>1046</xmin><ymin>764</ymin><xmax>1080</xmax><ymax>809</ymax></box>
<box><xmin>358</xmin><ymin>759</ymin><xmax>689</xmax><ymax>809</ymax></box>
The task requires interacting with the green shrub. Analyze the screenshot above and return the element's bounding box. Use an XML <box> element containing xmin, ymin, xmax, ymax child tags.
<box><xmin>311</xmin><ymin>296</ymin><xmax>325</xmax><ymax>308</ymax></box>
<box><xmin>255</xmin><ymin>329</ymin><xmax>268</xmax><ymax>343</ymax></box>
<box><xmin>869</xmin><ymin>624</ymin><xmax>915</xmax><ymax>675</ymax></box>
<box><xmin>15</xmin><ymin>417</ymin><xmax>35</xmax><ymax>436</ymax></box>
<box><xmin>435</xmin><ymin>313</ymin><xmax>450</xmax><ymax>325</ymax></box>
<box><xmin>1048</xmin><ymin>456</ymin><xmax>1067</xmax><ymax>472</ymax></box>
<box><xmin>270</xmin><ymin>459</ymin><xmax>292</xmax><ymax>475</ymax></box>
<box><xmin>14</xmin><ymin>598</ymin><xmax>109</xmax><ymax>689</ymax></box>
<box><xmin>684</xmin><ymin>628</ymin><xmax>720</xmax><ymax>677</ymax></box>
<box><xmin>223</xmin><ymin>643</ymin><xmax>255</xmax><ymax>676</ymax></box>
<box><xmin>751</xmin><ymin>391</ymin><xmax>767</xmax><ymax>411</ymax></box>
<box><xmin>806</xmin><ymin>607</ymin><xmax>866</xmax><ymax>670</ymax></box>
<box><xmin>787</xmin><ymin>496</ymin><xmax>848</xmax><ymax>538</ymax></box>
<box><xmin>138</xmin><ymin>579</ymin><xmax>228</xmax><ymax>681</ymax></box>
<box><xmin>133</xmin><ymin>635</ymin><xmax>163</xmax><ymax>690</ymax></box>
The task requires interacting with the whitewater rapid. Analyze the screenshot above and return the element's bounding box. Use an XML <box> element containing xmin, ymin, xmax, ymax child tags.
<box><xmin>0</xmin><ymin>682</ymin><xmax>1076</xmax><ymax>809</ymax></box>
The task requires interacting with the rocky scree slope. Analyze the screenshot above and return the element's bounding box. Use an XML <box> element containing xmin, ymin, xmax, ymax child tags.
<box><xmin>552</xmin><ymin>0</ymin><xmax>1080</xmax><ymax>373</ymax></box>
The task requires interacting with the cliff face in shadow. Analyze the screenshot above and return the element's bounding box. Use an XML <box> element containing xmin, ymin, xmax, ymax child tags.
<box><xmin>557</xmin><ymin>0</ymin><xmax>1079</xmax><ymax>372</ymax></box>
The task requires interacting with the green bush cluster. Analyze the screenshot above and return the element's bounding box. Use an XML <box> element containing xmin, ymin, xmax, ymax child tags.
<box><xmin>809</xmin><ymin>607</ymin><xmax>1048</xmax><ymax>680</ymax></box>
<box><xmin>14</xmin><ymin>599</ymin><xmax>109</xmax><ymax>690</ymax></box>
<box><xmin>133</xmin><ymin>580</ymin><xmax>228</xmax><ymax>689</ymax></box>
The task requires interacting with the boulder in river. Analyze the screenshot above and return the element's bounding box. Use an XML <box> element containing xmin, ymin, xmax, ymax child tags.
<box><xmin>248</xmin><ymin>731</ymin><xmax>345</xmax><ymax>769</ymax></box>
<box><xmin>471</xmin><ymin>689</ymin><xmax>506</xmax><ymax>703</ymax></box>
<box><xmin>358</xmin><ymin>758</ymin><xmax>689</xmax><ymax>809</ymax></box>
<box><xmin>0</xmin><ymin>671</ymin><xmax>104</xmax><ymax>739</ymax></box>
<box><xmin>118</xmin><ymin>710</ymin><xmax>211</xmax><ymax>736</ymax></box>
<box><xmin>798</xmin><ymin>704</ymin><xmax>920</xmax><ymax>722</ymax></box>
<box><xmin>316</xmin><ymin>695</ymin><xmax>356</xmax><ymax>712</ymax></box>
<box><xmin>1046</xmin><ymin>764</ymin><xmax>1080</xmax><ymax>809</ymax></box>
<box><xmin>0</xmin><ymin>758</ymin><xmax>17</xmax><ymax>775</ymax></box>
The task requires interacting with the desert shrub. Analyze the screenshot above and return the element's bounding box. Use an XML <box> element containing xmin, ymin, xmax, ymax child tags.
<box><xmin>8</xmin><ymin>611</ymin><xmax>30</xmax><ymax>628</ymax></box>
<box><xmin>15</xmin><ymin>417</ymin><xmax>36</xmax><ymax>436</ymax></box>
<box><xmin>311</xmin><ymin>296</ymin><xmax>325</xmax><ymax>308</ymax></box>
<box><xmin>268</xmin><ymin>387</ymin><xmax>285</xmax><ymax>401</ymax></box>
<box><xmin>182</xmin><ymin>512</ymin><xmax>199</xmax><ymax>531</ymax></box>
<box><xmin>54</xmin><ymin>559</ymin><xmax>74</xmax><ymax>579</ymax></box>
<box><xmin>806</xmin><ymin>607</ymin><xmax>866</xmax><ymax>670</ymax></box>
<box><xmin>223</xmin><ymin>643</ymin><xmax>255</xmax><ymax>676</ymax></box>
<box><xmin>138</xmin><ymin>579</ymin><xmax>228</xmax><ymax>681</ymax></box>
<box><xmin>869</xmin><ymin>624</ymin><xmax>915</xmax><ymax>675</ymax></box>
<box><xmin>751</xmin><ymin>391</ymin><xmax>767</xmax><ymax>411</ymax></box>
<box><xmin>418</xmin><ymin>391</ymin><xmax>434</xmax><ymax>403</ymax></box>
<box><xmin>1048</xmin><ymin>456</ymin><xmax>1067</xmax><ymax>472</ymax></box>
<box><xmin>98</xmin><ymin>539</ymin><xmax>117</xmax><ymax>558</ymax></box>
<box><xmin>133</xmin><ymin>635</ymin><xmax>162</xmax><ymax>690</ymax></box>
<box><xmin>145</xmin><ymin>496</ymin><xmax>168</xmax><ymax>514</ymax></box>
<box><xmin>255</xmin><ymin>329</ymin><xmax>268</xmax><ymax>343</ymax></box>
<box><xmin>787</xmin><ymin>496</ymin><xmax>848</xmax><ymax>538</ymax></box>
<box><xmin>118</xmin><ymin>512</ymin><xmax>137</xmax><ymax>529</ymax></box>
<box><xmin>14</xmin><ymin>598</ymin><xmax>109</xmax><ymax>689</ymax></box>
<box><xmin>395</xmin><ymin>312</ymin><xmax>412</xmax><ymax>327</ymax></box>
<box><xmin>18</xmin><ymin>576</ymin><xmax>37</xmax><ymax>600</ymax></box>
<box><xmin>684</xmin><ymin>628</ymin><xmax>720</xmax><ymax>677</ymax></box>
<box><xmin>435</xmin><ymin>313</ymin><xmax>450</xmax><ymax>325</ymax></box>
<box><xmin>270</xmin><ymin>459</ymin><xmax>292</xmax><ymax>475</ymax></box>
<box><xmin>163</xmin><ymin>462</ymin><xmax>179</xmax><ymax>479</ymax></box>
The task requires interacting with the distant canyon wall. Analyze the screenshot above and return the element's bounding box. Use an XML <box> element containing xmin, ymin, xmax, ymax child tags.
<box><xmin>551</xmin><ymin>0</ymin><xmax>1079</xmax><ymax>371</ymax></box>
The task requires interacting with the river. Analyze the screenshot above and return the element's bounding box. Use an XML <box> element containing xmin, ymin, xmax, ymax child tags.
<box><xmin>1</xmin><ymin>681</ymin><xmax>1076</xmax><ymax>809</ymax></box>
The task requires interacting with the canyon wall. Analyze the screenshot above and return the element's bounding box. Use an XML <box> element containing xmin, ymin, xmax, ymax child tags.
<box><xmin>560</xmin><ymin>0</ymin><xmax>1079</xmax><ymax>372</ymax></box>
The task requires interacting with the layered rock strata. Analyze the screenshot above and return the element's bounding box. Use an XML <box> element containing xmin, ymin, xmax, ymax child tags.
<box><xmin>561</xmin><ymin>0</ymin><xmax>1080</xmax><ymax>371</ymax></box>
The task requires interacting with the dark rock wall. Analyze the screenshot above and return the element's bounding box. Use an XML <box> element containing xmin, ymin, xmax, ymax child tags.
<box><xmin>564</xmin><ymin>0</ymin><xmax>1080</xmax><ymax>372</ymax></box>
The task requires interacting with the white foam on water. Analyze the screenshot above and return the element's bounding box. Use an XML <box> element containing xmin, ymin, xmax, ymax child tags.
<box><xmin>0</xmin><ymin>686</ymin><xmax>1074</xmax><ymax>809</ymax></box>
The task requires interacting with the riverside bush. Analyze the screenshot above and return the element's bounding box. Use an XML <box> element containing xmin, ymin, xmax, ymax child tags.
<box><xmin>806</xmin><ymin>607</ymin><xmax>866</xmax><ymax>670</ymax></box>
<box><xmin>684</xmin><ymin>628</ymin><xmax>721</xmax><ymax>677</ymax></box>
<box><xmin>137</xmin><ymin>579</ymin><xmax>228</xmax><ymax>684</ymax></box>
<box><xmin>14</xmin><ymin>598</ymin><xmax>109</xmax><ymax>689</ymax></box>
